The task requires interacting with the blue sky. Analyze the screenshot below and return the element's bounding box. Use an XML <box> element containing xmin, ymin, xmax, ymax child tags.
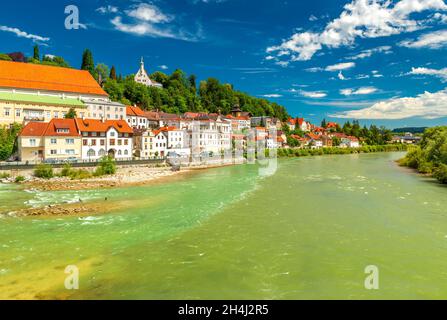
<box><xmin>1</xmin><ymin>0</ymin><xmax>447</xmax><ymax>128</ymax></box>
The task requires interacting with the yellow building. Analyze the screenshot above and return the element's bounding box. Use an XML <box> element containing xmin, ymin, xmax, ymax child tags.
<box><xmin>0</xmin><ymin>92</ymin><xmax>87</xmax><ymax>127</ymax></box>
<box><xmin>18</xmin><ymin>119</ymin><xmax>82</xmax><ymax>162</ymax></box>
<box><xmin>0</xmin><ymin>60</ymin><xmax>108</xmax><ymax>127</ymax></box>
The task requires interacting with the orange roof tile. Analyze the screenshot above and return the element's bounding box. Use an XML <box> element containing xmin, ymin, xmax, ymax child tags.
<box><xmin>0</xmin><ymin>61</ymin><xmax>107</xmax><ymax>96</ymax></box>
<box><xmin>44</xmin><ymin>119</ymin><xmax>80</xmax><ymax>137</ymax></box>
<box><xmin>20</xmin><ymin>119</ymin><xmax>80</xmax><ymax>137</ymax></box>
<box><xmin>126</xmin><ymin>105</ymin><xmax>145</xmax><ymax>117</ymax></box>
<box><xmin>74</xmin><ymin>118</ymin><xmax>133</xmax><ymax>134</ymax></box>
<box><xmin>19</xmin><ymin>122</ymin><xmax>48</xmax><ymax>137</ymax></box>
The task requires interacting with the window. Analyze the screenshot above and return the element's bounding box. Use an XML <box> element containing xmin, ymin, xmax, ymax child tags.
<box><xmin>110</xmin><ymin>132</ymin><xmax>115</xmax><ymax>137</ymax></box>
<box><xmin>54</xmin><ymin>112</ymin><xmax>59</xmax><ymax>118</ymax></box>
<box><xmin>124</xmin><ymin>150</ymin><xmax>128</xmax><ymax>156</ymax></box>
<box><xmin>83</xmin><ymin>140</ymin><xmax>88</xmax><ymax>146</ymax></box>
<box><xmin>91</xmin><ymin>139</ymin><xmax>97</xmax><ymax>146</ymax></box>
<box><xmin>110</xmin><ymin>139</ymin><xmax>116</xmax><ymax>146</ymax></box>
<box><xmin>50</xmin><ymin>150</ymin><xmax>57</xmax><ymax>155</ymax></box>
<box><xmin>46</xmin><ymin>112</ymin><xmax>51</xmax><ymax>119</ymax></box>
<box><xmin>66</xmin><ymin>150</ymin><xmax>75</xmax><ymax>155</ymax></box>
<box><xmin>4</xmin><ymin>108</ymin><xmax>10</xmax><ymax>116</ymax></box>
<box><xmin>124</xmin><ymin>139</ymin><xmax>128</xmax><ymax>146</ymax></box>
<box><xmin>51</xmin><ymin>139</ymin><xmax>57</xmax><ymax>144</ymax></box>
<box><xmin>100</xmin><ymin>139</ymin><xmax>105</xmax><ymax>146</ymax></box>
<box><xmin>118</xmin><ymin>150</ymin><xmax>122</xmax><ymax>156</ymax></box>
<box><xmin>87</xmin><ymin>149</ymin><xmax>96</xmax><ymax>157</ymax></box>
<box><xmin>118</xmin><ymin>140</ymin><xmax>122</xmax><ymax>146</ymax></box>
<box><xmin>57</xmin><ymin>129</ymin><xmax>69</xmax><ymax>134</ymax></box>
<box><xmin>16</xmin><ymin>109</ymin><xmax>21</xmax><ymax>117</ymax></box>
<box><xmin>98</xmin><ymin>149</ymin><xmax>106</xmax><ymax>156</ymax></box>
<box><xmin>66</xmin><ymin>139</ymin><xmax>74</xmax><ymax>145</ymax></box>
<box><xmin>30</xmin><ymin>139</ymin><xmax>36</xmax><ymax>147</ymax></box>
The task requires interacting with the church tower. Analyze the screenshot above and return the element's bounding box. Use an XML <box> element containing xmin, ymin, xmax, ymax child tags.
<box><xmin>134</xmin><ymin>57</ymin><xmax>163</xmax><ymax>88</ymax></box>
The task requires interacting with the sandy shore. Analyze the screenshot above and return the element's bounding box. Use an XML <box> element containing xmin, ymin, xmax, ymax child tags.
<box><xmin>22</xmin><ymin>165</ymin><xmax>189</xmax><ymax>192</ymax></box>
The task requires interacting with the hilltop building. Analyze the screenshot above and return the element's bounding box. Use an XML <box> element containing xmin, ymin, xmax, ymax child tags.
<box><xmin>134</xmin><ymin>58</ymin><xmax>163</xmax><ymax>88</ymax></box>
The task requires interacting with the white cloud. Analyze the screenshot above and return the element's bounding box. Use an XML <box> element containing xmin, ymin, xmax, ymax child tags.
<box><xmin>332</xmin><ymin>88</ymin><xmax>447</xmax><ymax>119</ymax></box>
<box><xmin>349</xmin><ymin>45</ymin><xmax>392</xmax><ymax>60</ymax></box>
<box><xmin>267</xmin><ymin>0</ymin><xmax>447</xmax><ymax>62</ymax></box>
<box><xmin>340</xmin><ymin>87</ymin><xmax>378</xmax><ymax>96</ymax></box>
<box><xmin>407</xmin><ymin>66</ymin><xmax>447</xmax><ymax>81</ymax></box>
<box><xmin>400</xmin><ymin>29</ymin><xmax>447</xmax><ymax>48</ymax></box>
<box><xmin>158</xmin><ymin>65</ymin><xmax>169</xmax><ymax>70</ymax></box>
<box><xmin>305</xmin><ymin>67</ymin><xmax>324</xmax><ymax>72</ymax></box>
<box><xmin>325</xmin><ymin>62</ymin><xmax>356</xmax><ymax>72</ymax></box>
<box><xmin>96</xmin><ymin>5</ymin><xmax>119</xmax><ymax>14</ymax></box>
<box><xmin>0</xmin><ymin>25</ymin><xmax>49</xmax><ymax>42</ymax></box>
<box><xmin>110</xmin><ymin>4</ymin><xmax>200</xmax><ymax>41</ymax></box>
<box><xmin>261</xmin><ymin>94</ymin><xmax>283</xmax><ymax>98</ymax></box>
<box><xmin>126</xmin><ymin>3</ymin><xmax>172</xmax><ymax>23</ymax></box>
<box><xmin>299</xmin><ymin>90</ymin><xmax>328</xmax><ymax>98</ymax></box>
<box><xmin>309</xmin><ymin>15</ymin><xmax>318</xmax><ymax>22</ymax></box>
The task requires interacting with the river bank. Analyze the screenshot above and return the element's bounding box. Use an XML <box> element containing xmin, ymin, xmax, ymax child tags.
<box><xmin>277</xmin><ymin>144</ymin><xmax>407</xmax><ymax>158</ymax></box>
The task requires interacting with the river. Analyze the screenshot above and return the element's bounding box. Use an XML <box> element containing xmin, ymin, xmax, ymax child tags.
<box><xmin>1</xmin><ymin>152</ymin><xmax>447</xmax><ymax>299</ymax></box>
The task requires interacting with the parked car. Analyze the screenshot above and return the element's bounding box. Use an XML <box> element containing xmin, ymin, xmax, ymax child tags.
<box><xmin>65</xmin><ymin>157</ymin><xmax>79</xmax><ymax>164</ymax></box>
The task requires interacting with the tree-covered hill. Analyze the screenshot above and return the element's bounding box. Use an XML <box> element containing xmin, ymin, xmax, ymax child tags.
<box><xmin>103</xmin><ymin>70</ymin><xmax>289</xmax><ymax>120</ymax></box>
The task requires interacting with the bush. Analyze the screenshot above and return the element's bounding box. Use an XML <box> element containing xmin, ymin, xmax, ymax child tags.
<box><xmin>95</xmin><ymin>156</ymin><xmax>116</xmax><ymax>176</ymax></box>
<box><xmin>0</xmin><ymin>172</ymin><xmax>10</xmax><ymax>179</ymax></box>
<box><xmin>15</xmin><ymin>176</ymin><xmax>25</xmax><ymax>183</ymax></box>
<box><xmin>434</xmin><ymin>164</ymin><xmax>447</xmax><ymax>184</ymax></box>
<box><xmin>69</xmin><ymin>169</ymin><xmax>92</xmax><ymax>180</ymax></box>
<box><xmin>60</xmin><ymin>163</ymin><xmax>74</xmax><ymax>177</ymax></box>
<box><xmin>34</xmin><ymin>164</ymin><xmax>54</xmax><ymax>179</ymax></box>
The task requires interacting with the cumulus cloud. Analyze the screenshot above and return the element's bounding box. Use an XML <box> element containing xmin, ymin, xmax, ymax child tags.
<box><xmin>267</xmin><ymin>0</ymin><xmax>447</xmax><ymax>62</ymax></box>
<box><xmin>340</xmin><ymin>87</ymin><xmax>378</xmax><ymax>96</ymax></box>
<box><xmin>332</xmin><ymin>88</ymin><xmax>447</xmax><ymax>119</ymax></box>
<box><xmin>407</xmin><ymin>66</ymin><xmax>447</xmax><ymax>81</ymax></box>
<box><xmin>0</xmin><ymin>25</ymin><xmax>49</xmax><ymax>42</ymax></box>
<box><xmin>299</xmin><ymin>90</ymin><xmax>328</xmax><ymax>98</ymax></box>
<box><xmin>400</xmin><ymin>29</ymin><xmax>447</xmax><ymax>48</ymax></box>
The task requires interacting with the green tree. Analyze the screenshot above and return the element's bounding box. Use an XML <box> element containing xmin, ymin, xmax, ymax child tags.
<box><xmin>65</xmin><ymin>108</ymin><xmax>77</xmax><ymax>119</ymax></box>
<box><xmin>321</xmin><ymin>118</ymin><xmax>327</xmax><ymax>128</ymax></box>
<box><xmin>33</xmin><ymin>45</ymin><xmax>40</xmax><ymax>61</ymax></box>
<box><xmin>95</xmin><ymin>63</ymin><xmax>110</xmax><ymax>84</ymax></box>
<box><xmin>81</xmin><ymin>49</ymin><xmax>95</xmax><ymax>77</ymax></box>
<box><xmin>0</xmin><ymin>53</ymin><xmax>12</xmax><ymax>61</ymax></box>
<box><xmin>110</xmin><ymin>66</ymin><xmax>117</xmax><ymax>80</ymax></box>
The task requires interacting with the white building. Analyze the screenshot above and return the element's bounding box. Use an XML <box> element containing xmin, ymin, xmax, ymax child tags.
<box><xmin>187</xmin><ymin>117</ymin><xmax>232</xmax><ymax>155</ymax></box>
<box><xmin>134</xmin><ymin>58</ymin><xmax>163</xmax><ymax>88</ymax></box>
<box><xmin>75</xmin><ymin>119</ymin><xmax>133</xmax><ymax>161</ymax></box>
<box><xmin>126</xmin><ymin>105</ymin><xmax>148</xmax><ymax>129</ymax></box>
<box><xmin>82</xmin><ymin>97</ymin><xmax>126</xmax><ymax>121</ymax></box>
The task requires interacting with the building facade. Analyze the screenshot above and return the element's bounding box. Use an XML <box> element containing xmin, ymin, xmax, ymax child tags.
<box><xmin>134</xmin><ymin>58</ymin><xmax>163</xmax><ymax>88</ymax></box>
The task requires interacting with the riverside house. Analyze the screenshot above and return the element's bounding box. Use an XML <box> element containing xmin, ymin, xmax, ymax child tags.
<box><xmin>19</xmin><ymin>118</ymin><xmax>133</xmax><ymax>162</ymax></box>
<box><xmin>126</xmin><ymin>105</ymin><xmax>148</xmax><ymax>129</ymax></box>
<box><xmin>18</xmin><ymin>119</ymin><xmax>81</xmax><ymax>162</ymax></box>
<box><xmin>75</xmin><ymin>119</ymin><xmax>133</xmax><ymax>161</ymax></box>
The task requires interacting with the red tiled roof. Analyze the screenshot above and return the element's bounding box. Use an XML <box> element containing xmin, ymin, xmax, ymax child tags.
<box><xmin>74</xmin><ymin>118</ymin><xmax>133</xmax><ymax>134</ymax></box>
<box><xmin>19</xmin><ymin>122</ymin><xmax>49</xmax><ymax>137</ymax></box>
<box><xmin>20</xmin><ymin>119</ymin><xmax>80</xmax><ymax>137</ymax></box>
<box><xmin>44</xmin><ymin>119</ymin><xmax>80</xmax><ymax>136</ymax></box>
<box><xmin>126</xmin><ymin>105</ymin><xmax>145</xmax><ymax>117</ymax></box>
<box><xmin>0</xmin><ymin>61</ymin><xmax>107</xmax><ymax>96</ymax></box>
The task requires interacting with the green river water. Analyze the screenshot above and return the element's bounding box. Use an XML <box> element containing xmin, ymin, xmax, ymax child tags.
<box><xmin>1</xmin><ymin>152</ymin><xmax>447</xmax><ymax>299</ymax></box>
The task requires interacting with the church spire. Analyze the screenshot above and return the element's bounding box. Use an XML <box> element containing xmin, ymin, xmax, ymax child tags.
<box><xmin>140</xmin><ymin>57</ymin><xmax>144</xmax><ymax>69</ymax></box>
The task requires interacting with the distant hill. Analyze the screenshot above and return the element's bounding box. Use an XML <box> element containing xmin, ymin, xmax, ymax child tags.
<box><xmin>392</xmin><ymin>127</ymin><xmax>428</xmax><ymax>134</ymax></box>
